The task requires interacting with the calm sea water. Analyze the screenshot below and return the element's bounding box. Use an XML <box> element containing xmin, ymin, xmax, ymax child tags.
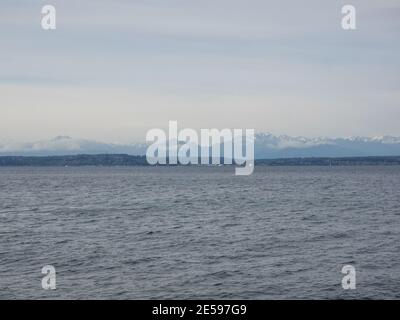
<box><xmin>1</xmin><ymin>166</ymin><xmax>399</xmax><ymax>299</ymax></box>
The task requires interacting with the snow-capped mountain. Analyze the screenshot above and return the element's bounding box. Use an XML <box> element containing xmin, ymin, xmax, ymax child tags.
<box><xmin>1</xmin><ymin>134</ymin><xmax>400</xmax><ymax>158</ymax></box>
<box><xmin>0</xmin><ymin>136</ymin><xmax>147</xmax><ymax>156</ymax></box>
<box><xmin>254</xmin><ymin>133</ymin><xmax>400</xmax><ymax>158</ymax></box>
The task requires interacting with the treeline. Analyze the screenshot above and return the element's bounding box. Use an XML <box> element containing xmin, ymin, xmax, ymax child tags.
<box><xmin>0</xmin><ymin>154</ymin><xmax>400</xmax><ymax>166</ymax></box>
<box><xmin>256</xmin><ymin>156</ymin><xmax>400</xmax><ymax>166</ymax></box>
<box><xmin>0</xmin><ymin>154</ymin><xmax>148</xmax><ymax>166</ymax></box>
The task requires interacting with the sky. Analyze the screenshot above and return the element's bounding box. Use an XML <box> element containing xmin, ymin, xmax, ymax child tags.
<box><xmin>0</xmin><ymin>0</ymin><xmax>399</xmax><ymax>143</ymax></box>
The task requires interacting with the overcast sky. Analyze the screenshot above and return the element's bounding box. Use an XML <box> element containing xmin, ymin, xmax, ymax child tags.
<box><xmin>0</xmin><ymin>0</ymin><xmax>399</xmax><ymax>143</ymax></box>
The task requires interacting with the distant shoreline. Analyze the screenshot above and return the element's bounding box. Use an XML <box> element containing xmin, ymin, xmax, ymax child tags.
<box><xmin>1</xmin><ymin>154</ymin><xmax>400</xmax><ymax>166</ymax></box>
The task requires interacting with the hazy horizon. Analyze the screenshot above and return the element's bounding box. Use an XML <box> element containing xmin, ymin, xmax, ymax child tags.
<box><xmin>3</xmin><ymin>131</ymin><xmax>400</xmax><ymax>146</ymax></box>
<box><xmin>2</xmin><ymin>133</ymin><xmax>400</xmax><ymax>159</ymax></box>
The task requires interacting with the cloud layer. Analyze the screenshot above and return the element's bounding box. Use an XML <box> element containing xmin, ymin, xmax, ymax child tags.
<box><xmin>1</xmin><ymin>1</ymin><xmax>399</xmax><ymax>142</ymax></box>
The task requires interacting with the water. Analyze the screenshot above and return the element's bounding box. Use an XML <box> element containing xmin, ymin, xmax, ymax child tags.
<box><xmin>1</xmin><ymin>166</ymin><xmax>399</xmax><ymax>299</ymax></box>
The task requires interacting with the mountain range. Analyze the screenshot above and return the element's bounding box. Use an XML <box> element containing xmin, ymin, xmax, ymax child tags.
<box><xmin>1</xmin><ymin>134</ymin><xmax>400</xmax><ymax>159</ymax></box>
